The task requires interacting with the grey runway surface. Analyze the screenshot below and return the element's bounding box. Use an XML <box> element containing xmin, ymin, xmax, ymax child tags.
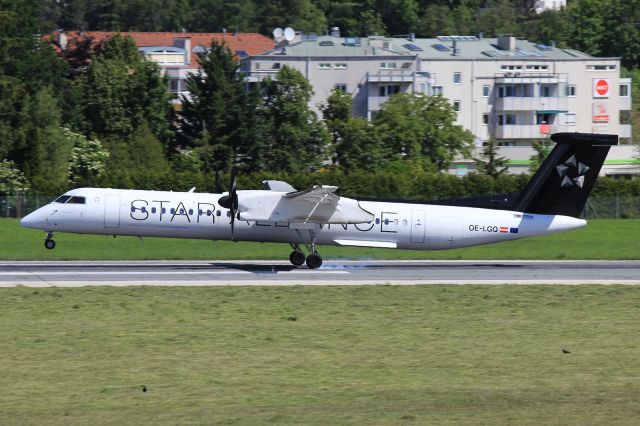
<box><xmin>1</xmin><ymin>260</ymin><xmax>639</xmax><ymax>286</ymax></box>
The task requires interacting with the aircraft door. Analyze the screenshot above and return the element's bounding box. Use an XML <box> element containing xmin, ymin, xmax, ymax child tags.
<box><xmin>104</xmin><ymin>194</ymin><xmax>120</xmax><ymax>228</ymax></box>
<box><xmin>411</xmin><ymin>210</ymin><xmax>425</xmax><ymax>243</ymax></box>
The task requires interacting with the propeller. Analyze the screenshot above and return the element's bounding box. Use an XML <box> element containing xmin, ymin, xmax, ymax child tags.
<box><xmin>217</xmin><ymin>169</ymin><xmax>238</xmax><ymax>239</ymax></box>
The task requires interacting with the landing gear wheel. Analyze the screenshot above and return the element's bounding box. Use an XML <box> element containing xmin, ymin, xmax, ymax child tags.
<box><xmin>44</xmin><ymin>239</ymin><xmax>55</xmax><ymax>250</ymax></box>
<box><xmin>306</xmin><ymin>253</ymin><xmax>323</xmax><ymax>269</ymax></box>
<box><xmin>289</xmin><ymin>250</ymin><xmax>306</xmax><ymax>266</ymax></box>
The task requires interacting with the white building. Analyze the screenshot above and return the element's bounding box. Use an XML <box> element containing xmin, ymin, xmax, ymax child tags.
<box><xmin>244</xmin><ymin>33</ymin><xmax>635</xmax><ymax>175</ymax></box>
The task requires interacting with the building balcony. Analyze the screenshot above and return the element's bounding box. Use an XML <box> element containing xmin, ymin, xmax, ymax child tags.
<box><xmin>494</xmin><ymin>124</ymin><xmax>573</xmax><ymax>139</ymax></box>
<box><xmin>368</xmin><ymin>96</ymin><xmax>390</xmax><ymax>111</ymax></box>
<box><xmin>367</xmin><ymin>70</ymin><xmax>416</xmax><ymax>83</ymax></box>
<box><xmin>244</xmin><ymin>70</ymin><xmax>280</xmax><ymax>82</ymax></box>
<box><xmin>494</xmin><ymin>96</ymin><xmax>568</xmax><ymax>112</ymax></box>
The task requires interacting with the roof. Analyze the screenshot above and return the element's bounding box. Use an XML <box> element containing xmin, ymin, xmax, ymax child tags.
<box><xmin>257</xmin><ymin>35</ymin><xmax>414</xmax><ymax>58</ymax></box>
<box><xmin>56</xmin><ymin>31</ymin><xmax>274</xmax><ymax>66</ymax></box>
<box><xmin>254</xmin><ymin>34</ymin><xmax>615</xmax><ymax>61</ymax></box>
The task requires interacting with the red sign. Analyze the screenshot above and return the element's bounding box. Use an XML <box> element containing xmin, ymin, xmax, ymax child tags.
<box><xmin>593</xmin><ymin>78</ymin><xmax>610</xmax><ymax>98</ymax></box>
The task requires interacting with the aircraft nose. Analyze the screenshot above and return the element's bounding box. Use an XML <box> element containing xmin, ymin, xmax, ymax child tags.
<box><xmin>20</xmin><ymin>211</ymin><xmax>42</xmax><ymax>229</ymax></box>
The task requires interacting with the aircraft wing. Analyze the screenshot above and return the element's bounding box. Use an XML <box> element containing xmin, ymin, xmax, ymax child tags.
<box><xmin>236</xmin><ymin>185</ymin><xmax>374</xmax><ymax>224</ymax></box>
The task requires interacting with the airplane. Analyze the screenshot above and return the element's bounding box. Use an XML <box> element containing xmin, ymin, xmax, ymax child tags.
<box><xmin>20</xmin><ymin>132</ymin><xmax>616</xmax><ymax>269</ymax></box>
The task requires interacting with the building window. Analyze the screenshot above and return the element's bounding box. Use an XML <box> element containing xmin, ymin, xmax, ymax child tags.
<box><xmin>380</xmin><ymin>62</ymin><xmax>397</xmax><ymax>69</ymax></box>
<box><xmin>335</xmin><ymin>84</ymin><xmax>347</xmax><ymax>92</ymax></box>
<box><xmin>498</xmin><ymin>114</ymin><xmax>516</xmax><ymax>125</ymax></box>
<box><xmin>334</xmin><ymin>63</ymin><xmax>347</xmax><ymax>70</ymax></box>
<box><xmin>501</xmin><ymin>65</ymin><xmax>523</xmax><ymax>71</ymax></box>
<box><xmin>587</xmin><ymin>64</ymin><xmax>616</xmax><ymax>71</ymax></box>
<box><xmin>566</xmin><ymin>85</ymin><xmax>576</xmax><ymax>97</ymax></box>
<box><xmin>432</xmin><ymin>86</ymin><xmax>443</xmax><ymax>96</ymax></box>
<box><xmin>620</xmin><ymin>84</ymin><xmax>630</xmax><ymax>97</ymax></box>
<box><xmin>255</xmin><ymin>62</ymin><xmax>260</xmax><ymax>70</ymax></box>
<box><xmin>378</xmin><ymin>85</ymin><xmax>401</xmax><ymax>97</ymax></box>
<box><xmin>482</xmin><ymin>85</ymin><xmax>490</xmax><ymax>97</ymax></box>
<box><xmin>271</xmin><ymin>63</ymin><xmax>281</xmax><ymax>69</ymax></box>
<box><xmin>318</xmin><ymin>63</ymin><xmax>331</xmax><ymax>70</ymax></box>
<box><xmin>453</xmin><ymin>72</ymin><xmax>461</xmax><ymax>84</ymax></box>
<box><xmin>525</xmin><ymin>65</ymin><xmax>548</xmax><ymax>71</ymax></box>
<box><xmin>453</xmin><ymin>100</ymin><xmax>460</xmax><ymax>112</ymax></box>
<box><xmin>482</xmin><ymin>114</ymin><xmax>489</xmax><ymax>125</ymax></box>
<box><xmin>540</xmin><ymin>85</ymin><xmax>552</xmax><ymax>97</ymax></box>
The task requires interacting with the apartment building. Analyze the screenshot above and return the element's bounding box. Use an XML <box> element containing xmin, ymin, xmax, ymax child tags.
<box><xmin>244</xmin><ymin>33</ymin><xmax>635</xmax><ymax>175</ymax></box>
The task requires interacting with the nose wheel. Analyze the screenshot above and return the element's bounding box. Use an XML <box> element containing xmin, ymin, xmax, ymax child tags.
<box><xmin>44</xmin><ymin>233</ymin><xmax>55</xmax><ymax>250</ymax></box>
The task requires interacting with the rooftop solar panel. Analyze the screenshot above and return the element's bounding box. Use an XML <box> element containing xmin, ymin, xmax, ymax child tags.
<box><xmin>535</xmin><ymin>43</ymin><xmax>553</xmax><ymax>51</ymax></box>
<box><xmin>403</xmin><ymin>43</ymin><xmax>423</xmax><ymax>51</ymax></box>
<box><xmin>431</xmin><ymin>43</ymin><xmax>450</xmax><ymax>52</ymax></box>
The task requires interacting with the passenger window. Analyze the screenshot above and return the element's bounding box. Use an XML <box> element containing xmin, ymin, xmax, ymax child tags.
<box><xmin>384</xmin><ymin>219</ymin><xmax>389</xmax><ymax>225</ymax></box>
<box><xmin>151</xmin><ymin>207</ymin><xmax>156</xmax><ymax>214</ymax></box>
<box><xmin>375</xmin><ymin>218</ymin><xmax>380</xmax><ymax>224</ymax></box>
<box><xmin>130</xmin><ymin>206</ymin><xmax>136</xmax><ymax>213</ymax></box>
<box><xmin>141</xmin><ymin>207</ymin><xmax>147</xmax><ymax>213</ymax></box>
<box><xmin>207</xmin><ymin>210</ymin><xmax>212</xmax><ymax>216</ymax></box>
<box><xmin>216</xmin><ymin>211</ymin><xmax>221</xmax><ymax>217</ymax></box>
<box><xmin>198</xmin><ymin>209</ymin><xmax>203</xmax><ymax>216</ymax></box>
<box><xmin>188</xmin><ymin>209</ymin><xmax>193</xmax><ymax>215</ymax></box>
<box><xmin>162</xmin><ymin>208</ymin><xmax>166</xmax><ymax>214</ymax></box>
<box><xmin>170</xmin><ymin>208</ymin><xmax>175</xmax><ymax>214</ymax></box>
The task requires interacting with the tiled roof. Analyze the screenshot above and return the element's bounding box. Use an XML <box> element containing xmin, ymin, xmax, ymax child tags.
<box><xmin>57</xmin><ymin>31</ymin><xmax>274</xmax><ymax>66</ymax></box>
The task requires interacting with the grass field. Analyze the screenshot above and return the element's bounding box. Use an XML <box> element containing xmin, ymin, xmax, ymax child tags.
<box><xmin>2</xmin><ymin>218</ymin><xmax>639</xmax><ymax>260</ymax></box>
<box><xmin>1</xmin><ymin>285</ymin><xmax>639</xmax><ymax>425</ymax></box>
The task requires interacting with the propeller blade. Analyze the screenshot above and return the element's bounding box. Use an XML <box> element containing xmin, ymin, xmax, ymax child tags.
<box><xmin>217</xmin><ymin>168</ymin><xmax>238</xmax><ymax>240</ymax></box>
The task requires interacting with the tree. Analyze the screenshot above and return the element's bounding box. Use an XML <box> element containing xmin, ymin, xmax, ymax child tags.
<box><xmin>0</xmin><ymin>160</ymin><xmax>29</xmax><ymax>195</ymax></box>
<box><xmin>105</xmin><ymin>122</ymin><xmax>170</xmax><ymax>189</ymax></box>
<box><xmin>259</xmin><ymin>66</ymin><xmax>330</xmax><ymax>173</ymax></box>
<box><xmin>320</xmin><ymin>88</ymin><xmax>385</xmax><ymax>171</ymax></box>
<box><xmin>176</xmin><ymin>41</ymin><xmax>261</xmax><ymax>173</ymax></box>
<box><xmin>65</xmin><ymin>128</ymin><xmax>110</xmax><ymax>187</ymax></box>
<box><xmin>79</xmin><ymin>34</ymin><xmax>171</xmax><ymax>143</ymax></box>
<box><xmin>529</xmin><ymin>139</ymin><xmax>552</xmax><ymax>173</ymax></box>
<box><xmin>19</xmin><ymin>88</ymin><xmax>73</xmax><ymax>194</ymax></box>
<box><xmin>373</xmin><ymin>94</ymin><xmax>474</xmax><ymax>171</ymax></box>
<box><xmin>475</xmin><ymin>138</ymin><xmax>508</xmax><ymax>178</ymax></box>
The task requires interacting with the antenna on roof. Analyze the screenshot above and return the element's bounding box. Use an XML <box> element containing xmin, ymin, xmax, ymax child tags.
<box><xmin>284</xmin><ymin>27</ymin><xmax>295</xmax><ymax>42</ymax></box>
<box><xmin>273</xmin><ymin>27</ymin><xmax>284</xmax><ymax>40</ymax></box>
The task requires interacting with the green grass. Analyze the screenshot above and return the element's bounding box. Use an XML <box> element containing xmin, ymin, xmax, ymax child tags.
<box><xmin>2</xmin><ymin>218</ymin><xmax>639</xmax><ymax>260</ymax></box>
<box><xmin>1</xmin><ymin>285</ymin><xmax>639</xmax><ymax>424</ymax></box>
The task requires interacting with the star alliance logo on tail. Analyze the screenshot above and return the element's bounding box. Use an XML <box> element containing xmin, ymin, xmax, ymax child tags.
<box><xmin>556</xmin><ymin>155</ymin><xmax>589</xmax><ymax>188</ymax></box>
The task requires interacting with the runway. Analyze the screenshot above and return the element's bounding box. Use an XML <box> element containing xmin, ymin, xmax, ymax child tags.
<box><xmin>1</xmin><ymin>260</ymin><xmax>639</xmax><ymax>286</ymax></box>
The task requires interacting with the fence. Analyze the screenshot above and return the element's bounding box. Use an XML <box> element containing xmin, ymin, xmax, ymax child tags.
<box><xmin>2</xmin><ymin>195</ymin><xmax>639</xmax><ymax>220</ymax></box>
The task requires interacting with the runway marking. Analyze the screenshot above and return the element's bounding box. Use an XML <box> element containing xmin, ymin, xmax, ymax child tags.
<box><xmin>2</xmin><ymin>280</ymin><xmax>640</xmax><ymax>288</ymax></box>
<box><xmin>0</xmin><ymin>270</ymin><xmax>349</xmax><ymax>275</ymax></box>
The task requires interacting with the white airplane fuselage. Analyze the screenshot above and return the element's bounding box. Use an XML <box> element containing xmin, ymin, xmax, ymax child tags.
<box><xmin>20</xmin><ymin>187</ymin><xmax>586</xmax><ymax>250</ymax></box>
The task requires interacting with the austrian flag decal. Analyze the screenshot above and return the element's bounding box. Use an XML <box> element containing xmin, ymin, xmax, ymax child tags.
<box><xmin>499</xmin><ymin>226</ymin><xmax>508</xmax><ymax>233</ymax></box>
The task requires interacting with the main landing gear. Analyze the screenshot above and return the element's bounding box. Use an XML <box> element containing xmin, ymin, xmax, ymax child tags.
<box><xmin>289</xmin><ymin>238</ymin><xmax>323</xmax><ymax>269</ymax></box>
<box><xmin>44</xmin><ymin>232</ymin><xmax>55</xmax><ymax>250</ymax></box>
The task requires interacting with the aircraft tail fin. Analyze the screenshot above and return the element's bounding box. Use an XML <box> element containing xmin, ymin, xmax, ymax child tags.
<box><xmin>513</xmin><ymin>132</ymin><xmax>617</xmax><ymax>217</ymax></box>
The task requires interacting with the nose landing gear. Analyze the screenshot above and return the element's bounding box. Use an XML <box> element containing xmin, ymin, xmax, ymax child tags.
<box><xmin>44</xmin><ymin>232</ymin><xmax>55</xmax><ymax>250</ymax></box>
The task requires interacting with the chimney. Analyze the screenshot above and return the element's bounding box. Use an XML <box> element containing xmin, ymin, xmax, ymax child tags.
<box><xmin>409</xmin><ymin>32</ymin><xmax>415</xmax><ymax>41</ymax></box>
<box><xmin>551</xmin><ymin>40</ymin><xmax>556</xmax><ymax>48</ymax></box>
<box><xmin>452</xmin><ymin>39</ymin><xmax>460</xmax><ymax>56</ymax></box>
<box><xmin>330</xmin><ymin>27</ymin><xmax>340</xmax><ymax>37</ymax></box>
<box><xmin>497</xmin><ymin>34</ymin><xmax>516</xmax><ymax>51</ymax></box>
<box><xmin>58</xmin><ymin>31</ymin><xmax>68</xmax><ymax>50</ymax></box>
<box><xmin>174</xmin><ymin>37</ymin><xmax>191</xmax><ymax>65</ymax></box>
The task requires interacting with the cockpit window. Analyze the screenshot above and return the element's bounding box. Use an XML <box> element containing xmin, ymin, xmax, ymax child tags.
<box><xmin>53</xmin><ymin>195</ymin><xmax>85</xmax><ymax>204</ymax></box>
<box><xmin>67</xmin><ymin>196</ymin><xmax>86</xmax><ymax>204</ymax></box>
